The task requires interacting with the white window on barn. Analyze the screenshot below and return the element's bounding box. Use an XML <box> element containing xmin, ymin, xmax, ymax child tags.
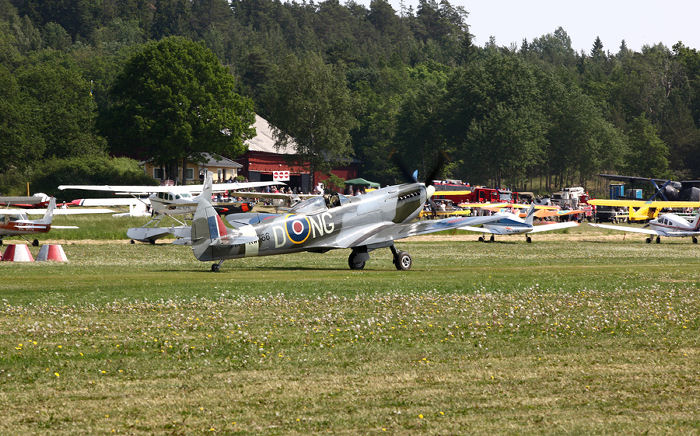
<box><xmin>185</xmin><ymin>168</ymin><xmax>194</xmax><ymax>180</ymax></box>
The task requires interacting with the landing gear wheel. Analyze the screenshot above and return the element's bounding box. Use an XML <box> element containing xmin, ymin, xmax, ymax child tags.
<box><xmin>32</xmin><ymin>239</ymin><xmax>39</xmax><ymax>247</ymax></box>
<box><xmin>211</xmin><ymin>263</ymin><xmax>220</xmax><ymax>272</ymax></box>
<box><xmin>489</xmin><ymin>234</ymin><xmax>495</xmax><ymax>243</ymax></box>
<box><xmin>394</xmin><ymin>251</ymin><xmax>412</xmax><ymax>271</ymax></box>
<box><xmin>655</xmin><ymin>236</ymin><xmax>661</xmax><ymax>244</ymax></box>
<box><xmin>646</xmin><ymin>237</ymin><xmax>652</xmax><ymax>244</ymax></box>
<box><xmin>478</xmin><ymin>236</ymin><xmax>484</xmax><ymax>242</ymax></box>
<box><xmin>149</xmin><ymin>239</ymin><xmax>156</xmax><ymax>245</ymax></box>
<box><xmin>130</xmin><ymin>239</ymin><xmax>135</xmax><ymax>244</ymax></box>
<box><xmin>526</xmin><ymin>236</ymin><xmax>532</xmax><ymax>243</ymax></box>
<box><xmin>348</xmin><ymin>251</ymin><xmax>366</xmax><ymax>270</ymax></box>
<box><xmin>693</xmin><ymin>237</ymin><xmax>698</xmax><ymax>244</ymax></box>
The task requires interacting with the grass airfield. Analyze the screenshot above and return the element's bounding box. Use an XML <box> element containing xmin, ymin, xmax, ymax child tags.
<box><xmin>0</xmin><ymin>220</ymin><xmax>698</xmax><ymax>434</ymax></box>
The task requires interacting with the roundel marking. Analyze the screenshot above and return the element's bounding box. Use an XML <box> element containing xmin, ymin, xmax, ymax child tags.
<box><xmin>285</xmin><ymin>214</ymin><xmax>311</xmax><ymax>244</ymax></box>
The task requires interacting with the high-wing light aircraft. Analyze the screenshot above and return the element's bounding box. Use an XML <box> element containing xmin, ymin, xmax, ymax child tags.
<box><xmin>59</xmin><ymin>174</ymin><xmax>281</xmax><ymax>243</ymax></box>
<box><xmin>459</xmin><ymin>205</ymin><xmax>579</xmax><ymax>243</ymax></box>
<box><xmin>190</xmin><ymin>181</ymin><xmax>501</xmax><ymax>272</ymax></box>
<box><xmin>588</xmin><ymin>199</ymin><xmax>700</xmax><ymax>221</ymax></box>
<box><xmin>589</xmin><ymin>210</ymin><xmax>700</xmax><ymax>243</ymax></box>
<box><xmin>0</xmin><ymin>198</ymin><xmax>112</xmax><ymax>246</ymax></box>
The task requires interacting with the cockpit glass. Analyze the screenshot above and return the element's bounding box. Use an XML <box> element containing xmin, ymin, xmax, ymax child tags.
<box><xmin>181</xmin><ymin>193</ymin><xmax>191</xmax><ymax>198</ymax></box>
<box><xmin>289</xmin><ymin>196</ymin><xmax>327</xmax><ymax>214</ymax></box>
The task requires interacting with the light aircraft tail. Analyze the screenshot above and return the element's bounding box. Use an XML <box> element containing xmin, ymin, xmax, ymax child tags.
<box><xmin>691</xmin><ymin>209</ymin><xmax>700</xmax><ymax>230</ymax></box>
<box><xmin>524</xmin><ymin>204</ymin><xmax>537</xmax><ymax>226</ymax></box>
<box><xmin>191</xmin><ymin>199</ymin><xmax>258</xmax><ymax>261</ymax></box>
<box><xmin>197</xmin><ymin>171</ymin><xmax>213</xmax><ymax>203</ymax></box>
<box><xmin>37</xmin><ymin>197</ymin><xmax>56</xmax><ymax>225</ymax></box>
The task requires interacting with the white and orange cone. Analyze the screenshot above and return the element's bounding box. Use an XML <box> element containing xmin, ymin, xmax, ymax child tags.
<box><xmin>36</xmin><ymin>244</ymin><xmax>68</xmax><ymax>262</ymax></box>
<box><xmin>1</xmin><ymin>244</ymin><xmax>35</xmax><ymax>262</ymax></box>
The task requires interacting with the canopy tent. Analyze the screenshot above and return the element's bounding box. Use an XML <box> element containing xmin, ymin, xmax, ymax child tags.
<box><xmin>344</xmin><ymin>178</ymin><xmax>380</xmax><ymax>188</ymax></box>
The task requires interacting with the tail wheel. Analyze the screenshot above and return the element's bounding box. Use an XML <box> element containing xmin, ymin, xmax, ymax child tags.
<box><xmin>211</xmin><ymin>263</ymin><xmax>220</xmax><ymax>272</ymax></box>
<box><xmin>394</xmin><ymin>251</ymin><xmax>412</xmax><ymax>271</ymax></box>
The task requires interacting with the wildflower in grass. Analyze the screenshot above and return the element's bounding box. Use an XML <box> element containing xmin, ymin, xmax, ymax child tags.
<box><xmin>54</xmin><ymin>372</ymin><xmax>60</xmax><ymax>377</ymax></box>
<box><xmin>418</xmin><ymin>414</ymin><xmax>423</xmax><ymax>419</ymax></box>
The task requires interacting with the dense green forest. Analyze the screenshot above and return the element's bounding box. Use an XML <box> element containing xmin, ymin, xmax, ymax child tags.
<box><xmin>1</xmin><ymin>0</ymin><xmax>700</xmax><ymax>195</ymax></box>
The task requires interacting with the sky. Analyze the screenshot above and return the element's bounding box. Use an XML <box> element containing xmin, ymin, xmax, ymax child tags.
<box><xmin>357</xmin><ymin>0</ymin><xmax>700</xmax><ymax>54</ymax></box>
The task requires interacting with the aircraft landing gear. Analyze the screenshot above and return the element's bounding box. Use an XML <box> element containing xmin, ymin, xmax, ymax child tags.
<box><xmin>478</xmin><ymin>236</ymin><xmax>484</xmax><ymax>242</ymax></box>
<box><xmin>32</xmin><ymin>239</ymin><xmax>39</xmax><ymax>247</ymax></box>
<box><xmin>390</xmin><ymin>245</ymin><xmax>412</xmax><ymax>271</ymax></box>
<box><xmin>211</xmin><ymin>259</ymin><xmax>224</xmax><ymax>272</ymax></box>
<box><xmin>348</xmin><ymin>249</ymin><xmax>367</xmax><ymax>270</ymax></box>
<box><xmin>656</xmin><ymin>236</ymin><xmax>661</xmax><ymax>244</ymax></box>
<box><xmin>646</xmin><ymin>237</ymin><xmax>652</xmax><ymax>244</ymax></box>
<box><xmin>489</xmin><ymin>234</ymin><xmax>495</xmax><ymax>243</ymax></box>
<box><xmin>693</xmin><ymin>236</ymin><xmax>698</xmax><ymax>244</ymax></box>
<box><xmin>526</xmin><ymin>235</ymin><xmax>532</xmax><ymax>243</ymax></box>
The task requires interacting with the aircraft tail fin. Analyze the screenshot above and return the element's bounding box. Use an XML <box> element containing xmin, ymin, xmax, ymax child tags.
<box><xmin>524</xmin><ymin>204</ymin><xmax>537</xmax><ymax>226</ymax></box>
<box><xmin>198</xmin><ymin>171</ymin><xmax>213</xmax><ymax>203</ymax></box>
<box><xmin>191</xmin><ymin>198</ymin><xmax>225</xmax><ymax>261</ymax></box>
<box><xmin>38</xmin><ymin>197</ymin><xmax>56</xmax><ymax>224</ymax></box>
<box><xmin>691</xmin><ymin>209</ymin><xmax>700</xmax><ymax>230</ymax></box>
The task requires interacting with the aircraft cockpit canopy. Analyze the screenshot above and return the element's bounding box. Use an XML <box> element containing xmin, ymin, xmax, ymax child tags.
<box><xmin>0</xmin><ymin>213</ymin><xmax>26</xmax><ymax>224</ymax></box>
<box><xmin>289</xmin><ymin>196</ymin><xmax>327</xmax><ymax>214</ymax></box>
<box><xmin>289</xmin><ymin>193</ymin><xmax>351</xmax><ymax>214</ymax></box>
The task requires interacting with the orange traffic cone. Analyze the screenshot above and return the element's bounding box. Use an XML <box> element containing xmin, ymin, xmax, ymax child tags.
<box><xmin>1</xmin><ymin>244</ymin><xmax>34</xmax><ymax>262</ymax></box>
<box><xmin>37</xmin><ymin>244</ymin><xmax>68</xmax><ymax>262</ymax></box>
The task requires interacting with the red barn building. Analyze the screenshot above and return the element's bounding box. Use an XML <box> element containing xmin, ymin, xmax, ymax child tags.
<box><xmin>238</xmin><ymin>115</ymin><xmax>358</xmax><ymax>193</ymax></box>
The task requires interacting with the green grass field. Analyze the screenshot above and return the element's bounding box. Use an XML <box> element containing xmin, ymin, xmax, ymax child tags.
<box><xmin>0</xmin><ymin>222</ymin><xmax>698</xmax><ymax>434</ymax></box>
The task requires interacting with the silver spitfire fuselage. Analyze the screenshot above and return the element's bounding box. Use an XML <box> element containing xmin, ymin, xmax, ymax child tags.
<box><xmin>191</xmin><ymin>182</ymin><xmax>499</xmax><ymax>271</ymax></box>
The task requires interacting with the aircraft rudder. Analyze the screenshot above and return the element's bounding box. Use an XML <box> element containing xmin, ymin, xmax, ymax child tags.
<box><xmin>39</xmin><ymin>197</ymin><xmax>56</xmax><ymax>224</ymax></box>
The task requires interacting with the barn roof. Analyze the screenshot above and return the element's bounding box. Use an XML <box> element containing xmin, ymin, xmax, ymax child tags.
<box><xmin>245</xmin><ymin>115</ymin><xmax>297</xmax><ymax>155</ymax></box>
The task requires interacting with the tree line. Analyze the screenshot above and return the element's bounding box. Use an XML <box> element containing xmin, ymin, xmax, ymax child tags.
<box><xmin>1</xmin><ymin>0</ymin><xmax>699</xmax><ymax>196</ymax></box>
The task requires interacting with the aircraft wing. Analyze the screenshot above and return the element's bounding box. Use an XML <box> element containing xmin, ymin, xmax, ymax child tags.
<box><xmin>588</xmin><ymin>199</ymin><xmax>700</xmax><ymax>208</ymax></box>
<box><xmin>527</xmin><ymin>221</ymin><xmax>579</xmax><ymax>233</ymax></box>
<box><xmin>58</xmin><ymin>181</ymin><xmax>283</xmax><ymax>194</ymax></box>
<box><xmin>314</xmin><ymin>215</ymin><xmax>500</xmax><ymax>249</ymax></box>
<box><xmin>458</xmin><ymin>225</ymin><xmax>495</xmax><ymax>234</ymax></box>
<box><xmin>0</xmin><ymin>208</ymin><xmax>114</xmax><ymax>215</ymax></box>
<box><xmin>229</xmin><ymin>192</ymin><xmax>318</xmax><ymax>200</ymax></box>
<box><xmin>588</xmin><ymin>223</ymin><xmax>659</xmax><ymax>235</ymax></box>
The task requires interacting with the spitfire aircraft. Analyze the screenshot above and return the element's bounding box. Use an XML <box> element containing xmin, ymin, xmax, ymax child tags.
<box><xmin>459</xmin><ymin>205</ymin><xmax>580</xmax><ymax>243</ymax></box>
<box><xmin>0</xmin><ymin>198</ymin><xmax>111</xmax><ymax>246</ymax></box>
<box><xmin>190</xmin><ymin>181</ymin><xmax>501</xmax><ymax>272</ymax></box>
<box><xmin>59</xmin><ymin>174</ymin><xmax>281</xmax><ymax>243</ymax></box>
<box><xmin>589</xmin><ymin>210</ymin><xmax>700</xmax><ymax>243</ymax></box>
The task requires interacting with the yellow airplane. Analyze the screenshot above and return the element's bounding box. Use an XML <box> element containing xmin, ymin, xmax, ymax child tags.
<box><xmin>588</xmin><ymin>199</ymin><xmax>700</xmax><ymax>221</ymax></box>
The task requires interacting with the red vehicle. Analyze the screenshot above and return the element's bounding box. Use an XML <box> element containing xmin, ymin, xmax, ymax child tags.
<box><xmin>431</xmin><ymin>180</ymin><xmax>473</xmax><ymax>204</ymax></box>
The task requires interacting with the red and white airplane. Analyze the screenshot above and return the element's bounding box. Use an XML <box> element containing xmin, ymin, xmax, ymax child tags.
<box><xmin>0</xmin><ymin>198</ymin><xmax>111</xmax><ymax>246</ymax></box>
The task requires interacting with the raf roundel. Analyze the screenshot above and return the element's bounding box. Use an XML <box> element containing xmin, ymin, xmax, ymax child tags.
<box><xmin>284</xmin><ymin>214</ymin><xmax>311</xmax><ymax>244</ymax></box>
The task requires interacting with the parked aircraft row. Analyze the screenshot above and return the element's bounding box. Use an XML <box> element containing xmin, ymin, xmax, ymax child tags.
<box><xmin>3</xmin><ymin>173</ymin><xmax>699</xmax><ymax>272</ymax></box>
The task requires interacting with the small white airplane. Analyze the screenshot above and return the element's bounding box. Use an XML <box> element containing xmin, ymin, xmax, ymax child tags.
<box><xmin>58</xmin><ymin>177</ymin><xmax>280</xmax><ymax>216</ymax></box>
<box><xmin>459</xmin><ymin>205</ymin><xmax>580</xmax><ymax>243</ymax></box>
<box><xmin>58</xmin><ymin>174</ymin><xmax>281</xmax><ymax>243</ymax></box>
<box><xmin>589</xmin><ymin>210</ymin><xmax>700</xmax><ymax>243</ymax></box>
<box><xmin>0</xmin><ymin>198</ymin><xmax>112</xmax><ymax>246</ymax></box>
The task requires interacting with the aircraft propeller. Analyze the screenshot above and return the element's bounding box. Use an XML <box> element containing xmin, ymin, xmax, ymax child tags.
<box><xmin>389</xmin><ymin>149</ymin><xmax>447</xmax><ymax>217</ymax></box>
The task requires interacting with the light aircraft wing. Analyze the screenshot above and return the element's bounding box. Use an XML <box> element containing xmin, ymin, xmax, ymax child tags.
<box><xmin>229</xmin><ymin>192</ymin><xmax>318</xmax><ymax>200</ymax></box>
<box><xmin>314</xmin><ymin>215</ymin><xmax>501</xmax><ymax>249</ymax></box>
<box><xmin>0</xmin><ymin>208</ymin><xmax>114</xmax><ymax>215</ymax></box>
<box><xmin>588</xmin><ymin>199</ymin><xmax>700</xmax><ymax>208</ymax></box>
<box><xmin>0</xmin><ymin>196</ymin><xmax>43</xmax><ymax>205</ymax></box>
<box><xmin>47</xmin><ymin>225</ymin><xmax>80</xmax><ymax>229</ymax></box>
<box><xmin>588</xmin><ymin>223</ymin><xmax>659</xmax><ymax>235</ymax></box>
<box><xmin>527</xmin><ymin>221</ymin><xmax>579</xmax><ymax>233</ymax></box>
<box><xmin>58</xmin><ymin>181</ymin><xmax>283</xmax><ymax>194</ymax></box>
<box><xmin>458</xmin><ymin>225</ymin><xmax>495</xmax><ymax>234</ymax></box>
